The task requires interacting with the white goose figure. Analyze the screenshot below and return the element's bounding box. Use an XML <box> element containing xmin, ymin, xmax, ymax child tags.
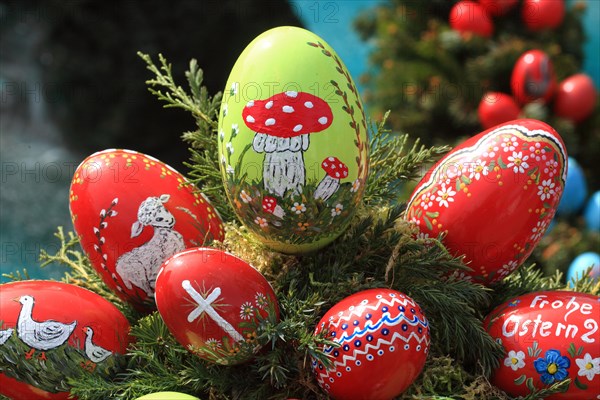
<box><xmin>0</xmin><ymin>328</ymin><xmax>13</xmax><ymax>345</ymax></box>
<box><xmin>83</xmin><ymin>326</ymin><xmax>112</xmax><ymax>364</ymax></box>
<box><xmin>16</xmin><ymin>295</ymin><xmax>77</xmax><ymax>360</ymax></box>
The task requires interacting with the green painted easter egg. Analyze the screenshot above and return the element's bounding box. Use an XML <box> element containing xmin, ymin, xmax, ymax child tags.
<box><xmin>218</xmin><ymin>26</ymin><xmax>368</xmax><ymax>254</ymax></box>
<box><xmin>135</xmin><ymin>392</ymin><xmax>200</xmax><ymax>400</ymax></box>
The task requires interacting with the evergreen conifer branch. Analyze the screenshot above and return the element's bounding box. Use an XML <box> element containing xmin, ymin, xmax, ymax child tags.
<box><xmin>365</xmin><ymin>112</ymin><xmax>450</xmax><ymax>205</ymax></box>
<box><xmin>137</xmin><ymin>52</ymin><xmax>233</xmax><ymax>221</ymax></box>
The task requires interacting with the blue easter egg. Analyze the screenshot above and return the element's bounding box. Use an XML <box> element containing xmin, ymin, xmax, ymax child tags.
<box><xmin>567</xmin><ymin>251</ymin><xmax>600</xmax><ymax>283</ymax></box>
<box><xmin>557</xmin><ymin>157</ymin><xmax>588</xmax><ymax>215</ymax></box>
<box><xmin>584</xmin><ymin>191</ymin><xmax>600</xmax><ymax>231</ymax></box>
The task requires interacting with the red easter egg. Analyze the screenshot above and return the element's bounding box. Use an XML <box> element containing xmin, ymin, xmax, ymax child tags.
<box><xmin>484</xmin><ymin>291</ymin><xmax>600</xmax><ymax>399</ymax></box>
<box><xmin>478</xmin><ymin>92</ymin><xmax>521</xmax><ymax>129</ymax></box>
<box><xmin>0</xmin><ymin>281</ymin><xmax>131</xmax><ymax>400</ymax></box>
<box><xmin>311</xmin><ymin>289</ymin><xmax>430</xmax><ymax>400</ymax></box>
<box><xmin>511</xmin><ymin>50</ymin><xmax>557</xmax><ymax>105</ymax></box>
<box><xmin>522</xmin><ymin>0</ymin><xmax>565</xmax><ymax>31</ymax></box>
<box><xmin>405</xmin><ymin>119</ymin><xmax>567</xmax><ymax>284</ymax></box>
<box><xmin>554</xmin><ymin>74</ymin><xmax>598</xmax><ymax>123</ymax></box>
<box><xmin>154</xmin><ymin>248</ymin><xmax>279</xmax><ymax>365</ymax></box>
<box><xmin>479</xmin><ymin>0</ymin><xmax>518</xmax><ymax>16</ymax></box>
<box><xmin>449</xmin><ymin>1</ymin><xmax>494</xmax><ymax>38</ymax></box>
<box><xmin>69</xmin><ymin>149</ymin><xmax>224</xmax><ymax>311</ymax></box>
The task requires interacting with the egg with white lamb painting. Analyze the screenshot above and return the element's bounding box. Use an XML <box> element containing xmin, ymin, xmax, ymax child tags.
<box><xmin>69</xmin><ymin>149</ymin><xmax>224</xmax><ymax>311</ymax></box>
<box><xmin>217</xmin><ymin>26</ymin><xmax>369</xmax><ymax>254</ymax></box>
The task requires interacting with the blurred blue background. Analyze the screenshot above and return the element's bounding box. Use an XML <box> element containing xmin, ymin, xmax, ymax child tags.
<box><xmin>1</xmin><ymin>0</ymin><xmax>598</xmax><ymax>283</ymax></box>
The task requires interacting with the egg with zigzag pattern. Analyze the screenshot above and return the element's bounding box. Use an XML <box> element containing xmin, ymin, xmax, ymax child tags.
<box><xmin>311</xmin><ymin>289</ymin><xmax>430</xmax><ymax>400</ymax></box>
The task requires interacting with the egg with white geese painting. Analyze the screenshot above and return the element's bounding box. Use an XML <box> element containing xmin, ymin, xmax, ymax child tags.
<box><xmin>0</xmin><ymin>280</ymin><xmax>131</xmax><ymax>400</ymax></box>
<box><xmin>217</xmin><ymin>26</ymin><xmax>369</xmax><ymax>254</ymax></box>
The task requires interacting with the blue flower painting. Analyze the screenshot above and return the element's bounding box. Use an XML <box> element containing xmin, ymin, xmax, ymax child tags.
<box><xmin>534</xmin><ymin>349</ymin><xmax>571</xmax><ymax>385</ymax></box>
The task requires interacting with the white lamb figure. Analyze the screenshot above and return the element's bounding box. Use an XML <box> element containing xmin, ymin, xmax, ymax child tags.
<box><xmin>115</xmin><ymin>194</ymin><xmax>185</xmax><ymax>297</ymax></box>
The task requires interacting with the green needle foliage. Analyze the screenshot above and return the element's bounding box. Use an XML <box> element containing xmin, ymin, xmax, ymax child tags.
<box><xmin>4</xmin><ymin>54</ymin><xmax>597</xmax><ymax>400</ymax></box>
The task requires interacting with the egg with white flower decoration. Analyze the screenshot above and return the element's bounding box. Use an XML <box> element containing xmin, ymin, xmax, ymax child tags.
<box><xmin>217</xmin><ymin>26</ymin><xmax>368</xmax><ymax>254</ymax></box>
<box><xmin>154</xmin><ymin>248</ymin><xmax>279</xmax><ymax>365</ymax></box>
<box><xmin>405</xmin><ymin>119</ymin><xmax>567</xmax><ymax>284</ymax></box>
<box><xmin>484</xmin><ymin>291</ymin><xmax>599</xmax><ymax>399</ymax></box>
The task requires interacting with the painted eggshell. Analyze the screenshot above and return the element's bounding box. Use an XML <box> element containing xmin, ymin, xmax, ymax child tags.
<box><xmin>311</xmin><ymin>289</ymin><xmax>430</xmax><ymax>400</ymax></box>
<box><xmin>154</xmin><ymin>247</ymin><xmax>279</xmax><ymax>365</ymax></box>
<box><xmin>217</xmin><ymin>26</ymin><xmax>369</xmax><ymax>254</ymax></box>
<box><xmin>69</xmin><ymin>149</ymin><xmax>224</xmax><ymax>310</ymax></box>
<box><xmin>484</xmin><ymin>291</ymin><xmax>600</xmax><ymax>399</ymax></box>
<box><xmin>0</xmin><ymin>280</ymin><xmax>131</xmax><ymax>400</ymax></box>
<box><xmin>511</xmin><ymin>50</ymin><xmax>557</xmax><ymax>105</ymax></box>
<box><xmin>405</xmin><ymin>119</ymin><xmax>567</xmax><ymax>284</ymax></box>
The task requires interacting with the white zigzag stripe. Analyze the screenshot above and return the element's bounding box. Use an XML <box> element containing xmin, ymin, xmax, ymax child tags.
<box><xmin>330</xmin><ymin>312</ymin><xmax>426</xmax><ymax>345</ymax></box>
<box><xmin>328</xmin><ymin>296</ymin><xmax>418</xmax><ymax>328</ymax></box>
<box><xmin>315</xmin><ymin>330</ymin><xmax>429</xmax><ymax>385</ymax></box>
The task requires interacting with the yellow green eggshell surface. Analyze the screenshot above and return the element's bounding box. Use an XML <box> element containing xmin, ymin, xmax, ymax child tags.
<box><xmin>218</xmin><ymin>26</ymin><xmax>369</xmax><ymax>254</ymax></box>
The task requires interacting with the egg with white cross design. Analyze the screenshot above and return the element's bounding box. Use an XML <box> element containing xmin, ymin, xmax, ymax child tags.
<box><xmin>154</xmin><ymin>248</ymin><xmax>279</xmax><ymax>365</ymax></box>
<box><xmin>218</xmin><ymin>26</ymin><xmax>369</xmax><ymax>254</ymax></box>
<box><xmin>311</xmin><ymin>289</ymin><xmax>430</xmax><ymax>400</ymax></box>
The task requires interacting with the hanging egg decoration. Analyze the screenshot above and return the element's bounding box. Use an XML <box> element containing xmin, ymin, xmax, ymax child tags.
<box><xmin>449</xmin><ymin>1</ymin><xmax>494</xmax><ymax>38</ymax></box>
<box><xmin>69</xmin><ymin>149</ymin><xmax>224</xmax><ymax>311</ymax></box>
<box><xmin>484</xmin><ymin>291</ymin><xmax>599</xmax><ymax>399</ymax></box>
<box><xmin>511</xmin><ymin>50</ymin><xmax>557</xmax><ymax>105</ymax></box>
<box><xmin>311</xmin><ymin>289</ymin><xmax>430</xmax><ymax>400</ymax></box>
<box><xmin>217</xmin><ymin>26</ymin><xmax>369</xmax><ymax>255</ymax></box>
<box><xmin>154</xmin><ymin>248</ymin><xmax>279</xmax><ymax>365</ymax></box>
<box><xmin>0</xmin><ymin>280</ymin><xmax>131</xmax><ymax>400</ymax></box>
<box><xmin>478</xmin><ymin>92</ymin><xmax>521</xmax><ymax>129</ymax></box>
<box><xmin>553</xmin><ymin>73</ymin><xmax>598</xmax><ymax>123</ymax></box>
<box><xmin>522</xmin><ymin>0</ymin><xmax>565</xmax><ymax>32</ymax></box>
<box><xmin>405</xmin><ymin>119</ymin><xmax>567</xmax><ymax>284</ymax></box>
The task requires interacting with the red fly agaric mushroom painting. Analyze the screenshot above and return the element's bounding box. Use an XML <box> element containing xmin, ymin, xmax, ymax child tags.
<box><xmin>217</xmin><ymin>27</ymin><xmax>369</xmax><ymax>254</ymax></box>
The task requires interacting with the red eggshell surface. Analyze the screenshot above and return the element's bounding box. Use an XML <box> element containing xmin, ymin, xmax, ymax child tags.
<box><xmin>478</xmin><ymin>92</ymin><xmax>521</xmax><ymax>129</ymax></box>
<box><xmin>511</xmin><ymin>50</ymin><xmax>557</xmax><ymax>105</ymax></box>
<box><xmin>312</xmin><ymin>289</ymin><xmax>430</xmax><ymax>400</ymax></box>
<box><xmin>449</xmin><ymin>1</ymin><xmax>494</xmax><ymax>38</ymax></box>
<box><xmin>154</xmin><ymin>248</ymin><xmax>279</xmax><ymax>365</ymax></box>
<box><xmin>405</xmin><ymin>119</ymin><xmax>567</xmax><ymax>284</ymax></box>
<box><xmin>485</xmin><ymin>291</ymin><xmax>599</xmax><ymax>399</ymax></box>
<box><xmin>69</xmin><ymin>149</ymin><xmax>224</xmax><ymax>310</ymax></box>
<box><xmin>554</xmin><ymin>74</ymin><xmax>598</xmax><ymax>123</ymax></box>
<box><xmin>522</xmin><ymin>0</ymin><xmax>565</xmax><ymax>31</ymax></box>
<box><xmin>0</xmin><ymin>281</ymin><xmax>131</xmax><ymax>400</ymax></box>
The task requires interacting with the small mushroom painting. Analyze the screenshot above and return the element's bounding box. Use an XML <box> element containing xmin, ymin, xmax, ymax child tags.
<box><xmin>218</xmin><ymin>26</ymin><xmax>369</xmax><ymax>254</ymax></box>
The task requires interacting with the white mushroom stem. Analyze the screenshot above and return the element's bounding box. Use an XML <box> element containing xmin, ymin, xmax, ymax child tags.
<box><xmin>253</xmin><ymin>133</ymin><xmax>310</xmax><ymax>197</ymax></box>
<box><xmin>314</xmin><ymin>175</ymin><xmax>340</xmax><ymax>201</ymax></box>
<box><xmin>272</xmin><ymin>204</ymin><xmax>285</xmax><ymax>219</ymax></box>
